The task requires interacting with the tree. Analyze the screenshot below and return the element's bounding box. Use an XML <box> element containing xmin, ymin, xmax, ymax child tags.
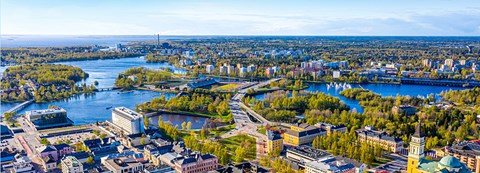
<box><xmin>40</xmin><ymin>138</ymin><xmax>50</xmax><ymax>145</ymax></box>
<box><xmin>143</xmin><ymin>115</ymin><xmax>149</xmax><ymax>129</ymax></box>
<box><xmin>140</xmin><ymin>137</ymin><xmax>146</xmax><ymax>145</ymax></box>
<box><xmin>234</xmin><ymin>146</ymin><xmax>245</xmax><ymax>163</ymax></box>
<box><xmin>200</xmin><ymin>127</ymin><xmax>207</xmax><ymax>140</ymax></box>
<box><xmin>181</xmin><ymin>121</ymin><xmax>187</xmax><ymax>131</ymax></box>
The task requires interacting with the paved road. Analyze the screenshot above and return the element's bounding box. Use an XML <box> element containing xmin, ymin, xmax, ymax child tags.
<box><xmin>374</xmin><ymin>153</ymin><xmax>408</xmax><ymax>172</ymax></box>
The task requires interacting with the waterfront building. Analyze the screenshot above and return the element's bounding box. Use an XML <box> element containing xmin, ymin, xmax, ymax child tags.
<box><xmin>266</xmin><ymin>130</ymin><xmax>283</xmax><ymax>154</ymax></box>
<box><xmin>286</xmin><ymin>145</ymin><xmax>332</xmax><ymax>165</ymax></box>
<box><xmin>239</xmin><ymin>67</ymin><xmax>248</xmax><ymax>77</ymax></box>
<box><xmin>173</xmin><ymin>153</ymin><xmax>218</xmax><ymax>173</ymax></box>
<box><xmin>25</xmin><ymin>108</ymin><xmax>73</xmax><ymax>130</ymax></box>
<box><xmin>283</xmin><ymin>123</ymin><xmax>326</xmax><ymax>146</ymax></box>
<box><xmin>187</xmin><ymin>77</ymin><xmax>217</xmax><ymax>89</ymax></box>
<box><xmin>407</xmin><ymin>122</ymin><xmax>472</xmax><ymax>173</ymax></box>
<box><xmin>392</xmin><ymin>105</ymin><xmax>416</xmax><ymax>116</ymax></box>
<box><xmin>112</xmin><ymin>107</ymin><xmax>145</xmax><ymax>135</ymax></box>
<box><xmin>355</xmin><ymin>126</ymin><xmax>404</xmax><ymax>153</ymax></box>
<box><xmin>227</xmin><ymin>65</ymin><xmax>235</xmax><ymax>75</ymax></box>
<box><xmin>446</xmin><ymin>141</ymin><xmax>480</xmax><ymax>173</ymax></box>
<box><xmin>247</xmin><ymin>64</ymin><xmax>256</xmax><ymax>72</ymax></box>
<box><xmin>61</xmin><ymin>156</ymin><xmax>83</xmax><ymax>173</ymax></box>
<box><xmin>206</xmin><ymin>65</ymin><xmax>215</xmax><ymax>74</ymax></box>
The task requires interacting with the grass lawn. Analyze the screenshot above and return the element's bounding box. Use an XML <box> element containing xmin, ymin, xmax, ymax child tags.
<box><xmin>257</xmin><ymin>126</ymin><xmax>266</xmax><ymax>135</ymax></box>
<box><xmin>370</xmin><ymin>157</ymin><xmax>393</xmax><ymax>167</ymax></box>
<box><xmin>219</xmin><ymin>134</ymin><xmax>257</xmax><ymax>161</ymax></box>
<box><xmin>212</xmin><ymin>83</ymin><xmax>241</xmax><ymax>91</ymax></box>
<box><xmin>208</xmin><ymin>124</ymin><xmax>236</xmax><ymax>137</ymax></box>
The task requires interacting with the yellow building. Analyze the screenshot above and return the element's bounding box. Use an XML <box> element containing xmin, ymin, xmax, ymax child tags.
<box><xmin>266</xmin><ymin>130</ymin><xmax>283</xmax><ymax>154</ymax></box>
<box><xmin>283</xmin><ymin>123</ymin><xmax>325</xmax><ymax>146</ymax></box>
<box><xmin>407</xmin><ymin>122</ymin><xmax>472</xmax><ymax>173</ymax></box>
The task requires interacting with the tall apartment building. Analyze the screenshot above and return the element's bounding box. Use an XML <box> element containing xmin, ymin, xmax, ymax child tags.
<box><xmin>112</xmin><ymin>107</ymin><xmax>144</xmax><ymax>135</ymax></box>
<box><xmin>61</xmin><ymin>156</ymin><xmax>83</xmax><ymax>173</ymax></box>
<box><xmin>25</xmin><ymin>108</ymin><xmax>73</xmax><ymax>130</ymax></box>
<box><xmin>355</xmin><ymin>126</ymin><xmax>404</xmax><ymax>153</ymax></box>
<box><xmin>206</xmin><ymin>65</ymin><xmax>215</xmax><ymax>74</ymax></box>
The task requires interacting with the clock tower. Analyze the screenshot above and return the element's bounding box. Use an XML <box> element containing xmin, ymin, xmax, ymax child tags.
<box><xmin>407</xmin><ymin>121</ymin><xmax>425</xmax><ymax>173</ymax></box>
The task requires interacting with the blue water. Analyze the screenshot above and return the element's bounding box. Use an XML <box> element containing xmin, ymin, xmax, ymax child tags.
<box><xmin>0</xmin><ymin>58</ymin><xmax>205</xmax><ymax>128</ymax></box>
<box><xmin>254</xmin><ymin>83</ymin><xmax>468</xmax><ymax>113</ymax></box>
<box><xmin>55</xmin><ymin>56</ymin><xmax>186</xmax><ymax>88</ymax></box>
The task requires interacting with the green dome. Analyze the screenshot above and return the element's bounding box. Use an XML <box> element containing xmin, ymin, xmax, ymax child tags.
<box><xmin>439</xmin><ymin>156</ymin><xmax>462</xmax><ymax>168</ymax></box>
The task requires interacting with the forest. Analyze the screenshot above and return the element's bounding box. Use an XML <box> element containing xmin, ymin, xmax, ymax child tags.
<box><xmin>114</xmin><ymin>67</ymin><xmax>173</xmax><ymax>89</ymax></box>
<box><xmin>1</xmin><ymin>64</ymin><xmax>95</xmax><ymax>102</ymax></box>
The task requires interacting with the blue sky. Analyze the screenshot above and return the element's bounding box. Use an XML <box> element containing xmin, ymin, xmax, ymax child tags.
<box><xmin>1</xmin><ymin>0</ymin><xmax>480</xmax><ymax>36</ymax></box>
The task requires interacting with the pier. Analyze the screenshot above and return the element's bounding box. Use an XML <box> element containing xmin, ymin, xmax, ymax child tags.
<box><xmin>401</xmin><ymin>78</ymin><xmax>480</xmax><ymax>87</ymax></box>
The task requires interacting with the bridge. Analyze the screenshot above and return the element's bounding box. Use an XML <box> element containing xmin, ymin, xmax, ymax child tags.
<box><xmin>95</xmin><ymin>87</ymin><xmax>119</xmax><ymax>91</ymax></box>
<box><xmin>401</xmin><ymin>78</ymin><xmax>480</xmax><ymax>87</ymax></box>
<box><xmin>2</xmin><ymin>99</ymin><xmax>34</xmax><ymax>115</ymax></box>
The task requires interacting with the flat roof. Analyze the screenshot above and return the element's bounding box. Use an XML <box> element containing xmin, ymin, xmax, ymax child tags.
<box><xmin>26</xmin><ymin>108</ymin><xmax>66</xmax><ymax>116</ymax></box>
<box><xmin>113</xmin><ymin>107</ymin><xmax>142</xmax><ymax>120</ymax></box>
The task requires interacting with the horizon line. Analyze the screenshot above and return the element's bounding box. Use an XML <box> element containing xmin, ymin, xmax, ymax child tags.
<box><xmin>2</xmin><ymin>34</ymin><xmax>480</xmax><ymax>37</ymax></box>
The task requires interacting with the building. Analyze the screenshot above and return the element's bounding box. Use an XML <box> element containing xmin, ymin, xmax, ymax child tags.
<box><xmin>11</xmin><ymin>154</ymin><xmax>35</xmax><ymax>173</ymax></box>
<box><xmin>247</xmin><ymin>65</ymin><xmax>256</xmax><ymax>72</ymax></box>
<box><xmin>315</xmin><ymin>122</ymin><xmax>347</xmax><ymax>135</ymax></box>
<box><xmin>266</xmin><ymin>130</ymin><xmax>283</xmax><ymax>154</ymax></box>
<box><xmin>392</xmin><ymin>105</ymin><xmax>416</xmax><ymax>116</ymax></box>
<box><xmin>445</xmin><ymin>59</ymin><xmax>454</xmax><ymax>68</ymax></box>
<box><xmin>25</xmin><ymin>108</ymin><xmax>73</xmax><ymax>130</ymax></box>
<box><xmin>446</xmin><ymin>141</ymin><xmax>480</xmax><ymax>173</ymax></box>
<box><xmin>61</xmin><ymin>156</ymin><xmax>83</xmax><ymax>173</ymax></box>
<box><xmin>213</xmin><ymin>162</ymin><xmax>269</xmax><ymax>173</ymax></box>
<box><xmin>306</xmin><ymin>158</ymin><xmax>357</xmax><ymax>173</ymax></box>
<box><xmin>355</xmin><ymin>126</ymin><xmax>404</xmax><ymax>153</ymax></box>
<box><xmin>187</xmin><ymin>77</ymin><xmax>217</xmax><ymax>89</ymax></box>
<box><xmin>239</xmin><ymin>67</ymin><xmax>248</xmax><ymax>77</ymax></box>
<box><xmin>38</xmin><ymin>145</ymin><xmax>59</xmax><ymax>161</ymax></box>
<box><xmin>423</xmin><ymin>59</ymin><xmax>432</xmax><ymax>67</ymax></box>
<box><xmin>283</xmin><ymin>123</ymin><xmax>326</xmax><ymax>146</ymax></box>
<box><xmin>286</xmin><ymin>145</ymin><xmax>332</xmax><ymax>165</ymax></box>
<box><xmin>206</xmin><ymin>65</ymin><xmax>215</xmax><ymax>74</ymax></box>
<box><xmin>41</xmin><ymin>156</ymin><xmax>57</xmax><ymax>172</ymax></box>
<box><xmin>173</xmin><ymin>153</ymin><xmax>218</xmax><ymax>173</ymax></box>
<box><xmin>112</xmin><ymin>107</ymin><xmax>145</xmax><ymax>135</ymax></box>
<box><xmin>227</xmin><ymin>65</ymin><xmax>235</xmax><ymax>75</ymax></box>
<box><xmin>266</xmin><ymin>67</ymin><xmax>275</xmax><ymax>77</ymax></box>
<box><xmin>407</xmin><ymin>122</ymin><xmax>472</xmax><ymax>173</ymax></box>
<box><xmin>220</xmin><ymin>66</ymin><xmax>228</xmax><ymax>75</ymax></box>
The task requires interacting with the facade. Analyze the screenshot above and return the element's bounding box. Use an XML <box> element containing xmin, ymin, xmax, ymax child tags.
<box><xmin>38</xmin><ymin>145</ymin><xmax>59</xmax><ymax>161</ymax></box>
<box><xmin>286</xmin><ymin>145</ymin><xmax>332</xmax><ymax>165</ymax></box>
<box><xmin>25</xmin><ymin>108</ymin><xmax>73</xmax><ymax>129</ymax></box>
<box><xmin>392</xmin><ymin>105</ymin><xmax>416</xmax><ymax>116</ymax></box>
<box><xmin>41</xmin><ymin>156</ymin><xmax>57</xmax><ymax>172</ymax></box>
<box><xmin>206</xmin><ymin>65</ymin><xmax>215</xmax><ymax>74</ymax></box>
<box><xmin>112</xmin><ymin>107</ymin><xmax>144</xmax><ymax>135</ymax></box>
<box><xmin>266</xmin><ymin>67</ymin><xmax>275</xmax><ymax>77</ymax></box>
<box><xmin>12</xmin><ymin>154</ymin><xmax>35</xmax><ymax>173</ymax></box>
<box><xmin>173</xmin><ymin>153</ymin><xmax>218</xmax><ymax>173</ymax></box>
<box><xmin>227</xmin><ymin>65</ymin><xmax>235</xmax><ymax>75</ymax></box>
<box><xmin>283</xmin><ymin>123</ymin><xmax>326</xmax><ymax>146</ymax></box>
<box><xmin>239</xmin><ymin>67</ymin><xmax>248</xmax><ymax>77</ymax></box>
<box><xmin>447</xmin><ymin>141</ymin><xmax>480</xmax><ymax>173</ymax></box>
<box><xmin>103</xmin><ymin>157</ymin><xmax>145</xmax><ymax>173</ymax></box>
<box><xmin>333</xmin><ymin>71</ymin><xmax>341</xmax><ymax>78</ymax></box>
<box><xmin>407</xmin><ymin>122</ymin><xmax>472</xmax><ymax>173</ymax></box>
<box><xmin>306</xmin><ymin>159</ymin><xmax>356</xmax><ymax>173</ymax></box>
<box><xmin>315</xmin><ymin>122</ymin><xmax>347</xmax><ymax>135</ymax></box>
<box><xmin>266</xmin><ymin>130</ymin><xmax>283</xmax><ymax>154</ymax></box>
<box><xmin>61</xmin><ymin>156</ymin><xmax>83</xmax><ymax>173</ymax></box>
<box><xmin>355</xmin><ymin>126</ymin><xmax>404</xmax><ymax>153</ymax></box>
<box><xmin>247</xmin><ymin>65</ymin><xmax>256</xmax><ymax>72</ymax></box>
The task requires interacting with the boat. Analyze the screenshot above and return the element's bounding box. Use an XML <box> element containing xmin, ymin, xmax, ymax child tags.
<box><xmin>106</xmin><ymin>106</ymin><xmax>113</xmax><ymax>109</ymax></box>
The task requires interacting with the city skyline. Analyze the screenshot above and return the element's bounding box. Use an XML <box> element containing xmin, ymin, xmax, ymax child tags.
<box><xmin>1</xmin><ymin>0</ymin><xmax>480</xmax><ymax>36</ymax></box>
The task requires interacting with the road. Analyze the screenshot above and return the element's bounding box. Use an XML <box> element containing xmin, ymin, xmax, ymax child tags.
<box><xmin>221</xmin><ymin>78</ymin><xmax>281</xmax><ymax>159</ymax></box>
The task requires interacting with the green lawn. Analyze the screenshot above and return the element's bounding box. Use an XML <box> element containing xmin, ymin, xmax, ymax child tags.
<box><xmin>370</xmin><ymin>157</ymin><xmax>393</xmax><ymax>167</ymax></box>
<box><xmin>212</xmin><ymin>83</ymin><xmax>241</xmax><ymax>91</ymax></box>
<box><xmin>219</xmin><ymin>134</ymin><xmax>257</xmax><ymax>161</ymax></box>
<box><xmin>257</xmin><ymin>126</ymin><xmax>266</xmax><ymax>135</ymax></box>
<box><xmin>208</xmin><ymin>124</ymin><xmax>236</xmax><ymax>137</ymax></box>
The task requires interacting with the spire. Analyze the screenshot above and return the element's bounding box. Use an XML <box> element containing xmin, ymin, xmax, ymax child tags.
<box><xmin>413</xmin><ymin>120</ymin><xmax>424</xmax><ymax>138</ymax></box>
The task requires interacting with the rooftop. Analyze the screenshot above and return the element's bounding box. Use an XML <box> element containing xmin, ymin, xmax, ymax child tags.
<box><xmin>26</xmin><ymin>108</ymin><xmax>66</xmax><ymax>116</ymax></box>
<box><xmin>113</xmin><ymin>107</ymin><xmax>142</xmax><ymax>120</ymax></box>
<box><xmin>287</xmin><ymin>145</ymin><xmax>332</xmax><ymax>160</ymax></box>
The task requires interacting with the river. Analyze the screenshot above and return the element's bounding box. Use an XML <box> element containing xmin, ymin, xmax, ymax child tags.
<box><xmin>254</xmin><ymin>83</ymin><xmax>468</xmax><ymax>113</ymax></box>
<box><xmin>0</xmin><ymin>57</ymin><xmax>207</xmax><ymax>129</ymax></box>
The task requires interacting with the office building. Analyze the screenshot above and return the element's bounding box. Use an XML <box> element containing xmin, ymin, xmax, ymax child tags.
<box><xmin>407</xmin><ymin>122</ymin><xmax>471</xmax><ymax>173</ymax></box>
<box><xmin>283</xmin><ymin>123</ymin><xmax>326</xmax><ymax>146</ymax></box>
<box><xmin>25</xmin><ymin>108</ymin><xmax>73</xmax><ymax>130</ymax></box>
<box><xmin>266</xmin><ymin>130</ymin><xmax>283</xmax><ymax>154</ymax></box>
<box><xmin>173</xmin><ymin>153</ymin><xmax>218</xmax><ymax>173</ymax></box>
<box><xmin>356</xmin><ymin>126</ymin><xmax>404</xmax><ymax>153</ymax></box>
<box><xmin>61</xmin><ymin>156</ymin><xmax>83</xmax><ymax>173</ymax></box>
<box><xmin>112</xmin><ymin>107</ymin><xmax>144</xmax><ymax>135</ymax></box>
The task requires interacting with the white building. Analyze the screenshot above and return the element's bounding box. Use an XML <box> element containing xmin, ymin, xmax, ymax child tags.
<box><xmin>227</xmin><ymin>65</ymin><xmax>235</xmax><ymax>75</ymax></box>
<box><xmin>112</xmin><ymin>107</ymin><xmax>144</xmax><ymax>135</ymax></box>
<box><xmin>239</xmin><ymin>67</ymin><xmax>248</xmax><ymax>77</ymax></box>
<box><xmin>333</xmin><ymin>71</ymin><xmax>341</xmax><ymax>79</ymax></box>
<box><xmin>219</xmin><ymin>66</ymin><xmax>228</xmax><ymax>75</ymax></box>
<box><xmin>247</xmin><ymin>65</ymin><xmax>256</xmax><ymax>72</ymax></box>
<box><xmin>61</xmin><ymin>156</ymin><xmax>83</xmax><ymax>173</ymax></box>
<box><xmin>206</xmin><ymin>65</ymin><xmax>215</xmax><ymax>74</ymax></box>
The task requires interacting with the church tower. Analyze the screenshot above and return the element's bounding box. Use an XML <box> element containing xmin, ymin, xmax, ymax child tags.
<box><xmin>407</xmin><ymin>121</ymin><xmax>425</xmax><ymax>173</ymax></box>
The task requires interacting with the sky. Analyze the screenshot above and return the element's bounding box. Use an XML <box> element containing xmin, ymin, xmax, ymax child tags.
<box><xmin>1</xmin><ymin>0</ymin><xmax>480</xmax><ymax>36</ymax></box>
